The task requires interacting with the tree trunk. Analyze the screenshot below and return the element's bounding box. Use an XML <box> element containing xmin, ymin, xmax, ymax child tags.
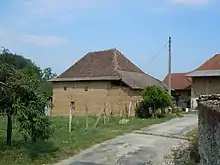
<box><xmin>6</xmin><ymin>109</ymin><xmax>12</xmax><ymax>146</ymax></box>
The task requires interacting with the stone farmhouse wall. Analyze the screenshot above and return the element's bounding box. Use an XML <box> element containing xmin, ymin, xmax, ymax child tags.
<box><xmin>198</xmin><ymin>94</ymin><xmax>220</xmax><ymax>165</ymax></box>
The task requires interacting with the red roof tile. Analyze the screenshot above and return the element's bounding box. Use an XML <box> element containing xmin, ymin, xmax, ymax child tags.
<box><xmin>197</xmin><ymin>54</ymin><xmax>220</xmax><ymax>70</ymax></box>
<box><xmin>163</xmin><ymin>73</ymin><xmax>192</xmax><ymax>90</ymax></box>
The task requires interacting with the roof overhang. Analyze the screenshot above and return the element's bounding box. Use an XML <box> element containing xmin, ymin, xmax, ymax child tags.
<box><xmin>49</xmin><ymin>76</ymin><xmax>121</xmax><ymax>82</ymax></box>
<box><xmin>186</xmin><ymin>70</ymin><xmax>220</xmax><ymax>77</ymax></box>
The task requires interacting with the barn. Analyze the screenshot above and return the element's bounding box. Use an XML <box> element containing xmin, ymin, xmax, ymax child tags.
<box><xmin>51</xmin><ymin>48</ymin><xmax>167</xmax><ymax>115</ymax></box>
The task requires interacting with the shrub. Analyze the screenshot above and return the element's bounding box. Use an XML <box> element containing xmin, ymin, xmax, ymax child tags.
<box><xmin>135</xmin><ymin>101</ymin><xmax>151</xmax><ymax>118</ymax></box>
<box><xmin>185</xmin><ymin>128</ymin><xmax>200</xmax><ymax>164</ymax></box>
<box><xmin>142</xmin><ymin>85</ymin><xmax>172</xmax><ymax>110</ymax></box>
<box><xmin>135</xmin><ymin>85</ymin><xmax>172</xmax><ymax>118</ymax></box>
<box><xmin>189</xmin><ymin>130</ymin><xmax>200</xmax><ymax>163</ymax></box>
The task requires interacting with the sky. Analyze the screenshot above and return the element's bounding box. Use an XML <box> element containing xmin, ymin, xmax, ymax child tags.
<box><xmin>0</xmin><ymin>0</ymin><xmax>220</xmax><ymax>80</ymax></box>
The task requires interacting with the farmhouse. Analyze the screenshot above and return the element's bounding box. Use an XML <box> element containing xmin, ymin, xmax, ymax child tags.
<box><xmin>186</xmin><ymin>54</ymin><xmax>220</xmax><ymax>108</ymax></box>
<box><xmin>163</xmin><ymin>73</ymin><xmax>191</xmax><ymax>109</ymax></box>
<box><xmin>51</xmin><ymin>48</ymin><xmax>167</xmax><ymax>115</ymax></box>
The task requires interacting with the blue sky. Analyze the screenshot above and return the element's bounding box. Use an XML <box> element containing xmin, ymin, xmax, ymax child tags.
<box><xmin>0</xmin><ymin>0</ymin><xmax>220</xmax><ymax>80</ymax></box>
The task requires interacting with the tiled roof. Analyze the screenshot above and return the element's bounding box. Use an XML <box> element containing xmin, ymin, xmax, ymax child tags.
<box><xmin>52</xmin><ymin>48</ymin><xmax>166</xmax><ymax>90</ymax></box>
<box><xmin>197</xmin><ymin>54</ymin><xmax>220</xmax><ymax>70</ymax></box>
<box><xmin>163</xmin><ymin>73</ymin><xmax>192</xmax><ymax>90</ymax></box>
<box><xmin>186</xmin><ymin>54</ymin><xmax>220</xmax><ymax>77</ymax></box>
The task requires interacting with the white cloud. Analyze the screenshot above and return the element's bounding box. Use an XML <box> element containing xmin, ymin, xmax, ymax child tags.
<box><xmin>142</xmin><ymin>0</ymin><xmax>214</xmax><ymax>14</ymax></box>
<box><xmin>20</xmin><ymin>34</ymin><xmax>69</xmax><ymax>46</ymax></box>
<box><xmin>9</xmin><ymin>0</ymin><xmax>215</xmax><ymax>23</ymax></box>
<box><xmin>173</xmin><ymin>0</ymin><xmax>210</xmax><ymax>5</ymax></box>
<box><xmin>0</xmin><ymin>29</ymin><xmax>70</xmax><ymax>47</ymax></box>
<box><xmin>18</xmin><ymin>0</ymin><xmax>106</xmax><ymax>19</ymax></box>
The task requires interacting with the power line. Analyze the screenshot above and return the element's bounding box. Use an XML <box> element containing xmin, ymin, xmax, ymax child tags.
<box><xmin>145</xmin><ymin>41</ymin><xmax>168</xmax><ymax>69</ymax></box>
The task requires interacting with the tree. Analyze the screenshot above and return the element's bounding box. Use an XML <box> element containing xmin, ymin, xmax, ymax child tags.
<box><xmin>142</xmin><ymin>85</ymin><xmax>172</xmax><ymax>110</ymax></box>
<box><xmin>42</xmin><ymin>67</ymin><xmax>57</xmax><ymax>81</ymax></box>
<box><xmin>135</xmin><ymin>85</ymin><xmax>172</xmax><ymax>118</ymax></box>
<box><xmin>0</xmin><ymin>49</ymin><xmax>54</xmax><ymax>145</ymax></box>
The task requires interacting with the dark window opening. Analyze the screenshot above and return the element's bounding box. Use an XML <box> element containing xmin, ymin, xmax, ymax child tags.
<box><xmin>111</xmin><ymin>80</ymin><xmax>127</xmax><ymax>87</ymax></box>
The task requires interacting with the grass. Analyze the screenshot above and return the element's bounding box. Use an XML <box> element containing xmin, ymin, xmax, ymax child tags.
<box><xmin>0</xmin><ymin>114</ymin><xmax>176</xmax><ymax>165</ymax></box>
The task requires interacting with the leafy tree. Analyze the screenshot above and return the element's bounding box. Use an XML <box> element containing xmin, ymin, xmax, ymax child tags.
<box><xmin>142</xmin><ymin>85</ymin><xmax>172</xmax><ymax>110</ymax></box>
<box><xmin>135</xmin><ymin>85</ymin><xmax>172</xmax><ymax>118</ymax></box>
<box><xmin>0</xmin><ymin>48</ymin><xmax>55</xmax><ymax>144</ymax></box>
<box><xmin>42</xmin><ymin>67</ymin><xmax>57</xmax><ymax>81</ymax></box>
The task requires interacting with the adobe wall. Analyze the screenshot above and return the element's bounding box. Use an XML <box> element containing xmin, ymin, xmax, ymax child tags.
<box><xmin>107</xmin><ymin>85</ymin><xmax>141</xmax><ymax>116</ymax></box>
<box><xmin>52</xmin><ymin>81</ymin><xmax>141</xmax><ymax>116</ymax></box>
<box><xmin>198</xmin><ymin>94</ymin><xmax>220</xmax><ymax>165</ymax></box>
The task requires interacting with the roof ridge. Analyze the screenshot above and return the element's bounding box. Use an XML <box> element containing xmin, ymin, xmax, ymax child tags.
<box><xmin>113</xmin><ymin>49</ymin><xmax>119</xmax><ymax>71</ymax></box>
<box><xmin>112</xmin><ymin>49</ymin><xmax>122</xmax><ymax>78</ymax></box>
<box><xmin>87</xmin><ymin>48</ymin><xmax>116</xmax><ymax>54</ymax></box>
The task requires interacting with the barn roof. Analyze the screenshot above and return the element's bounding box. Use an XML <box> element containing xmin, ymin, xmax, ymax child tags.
<box><xmin>163</xmin><ymin>73</ymin><xmax>192</xmax><ymax>90</ymax></box>
<box><xmin>197</xmin><ymin>54</ymin><xmax>220</xmax><ymax>70</ymax></box>
<box><xmin>186</xmin><ymin>54</ymin><xmax>220</xmax><ymax>77</ymax></box>
<box><xmin>51</xmin><ymin>48</ymin><xmax>167</xmax><ymax>90</ymax></box>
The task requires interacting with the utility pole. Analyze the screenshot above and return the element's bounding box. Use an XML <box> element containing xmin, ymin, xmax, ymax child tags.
<box><xmin>168</xmin><ymin>37</ymin><xmax>172</xmax><ymax>95</ymax></box>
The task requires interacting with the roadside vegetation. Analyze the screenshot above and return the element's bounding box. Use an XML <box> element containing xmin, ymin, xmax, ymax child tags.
<box><xmin>0</xmin><ymin>114</ymin><xmax>177</xmax><ymax>165</ymax></box>
<box><xmin>135</xmin><ymin>85</ymin><xmax>174</xmax><ymax>118</ymax></box>
<box><xmin>0</xmin><ymin>49</ymin><xmax>178</xmax><ymax>165</ymax></box>
<box><xmin>186</xmin><ymin>128</ymin><xmax>200</xmax><ymax>165</ymax></box>
<box><xmin>168</xmin><ymin>127</ymin><xmax>199</xmax><ymax>165</ymax></box>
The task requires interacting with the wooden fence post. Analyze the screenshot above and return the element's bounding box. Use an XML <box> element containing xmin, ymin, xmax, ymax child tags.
<box><xmin>85</xmin><ymin>105</ymin><xmax>88</xmax><ymax>129</ymax></box>
<box><xmin>128</xmin><ymin>101</ymin><xmax>132</xmax><ymax>116</ymax></box>
<box><xmin>125</xmin><ymin>102</ymin><xmax>128</xmax><ymax>118</ymax></box>
<box><xmin>103</xmin><ymin>103</ymin><xmax>106</xmax><ymax>125</ymax></box>
<box><xmin>69</xmin><ymin>101</ymin><xmax>75</xmax><ymax>133</ymax></box>
<box><xmin>94</xmin><ymin>107</ymin><xmax>104</xmax><ymax>128</ymax></box>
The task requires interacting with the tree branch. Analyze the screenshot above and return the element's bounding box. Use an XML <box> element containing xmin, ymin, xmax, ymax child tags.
<box><xmin>0</xmin><ymin>81</ymin><xmax>13</xmax><ymax>90</ymax></box>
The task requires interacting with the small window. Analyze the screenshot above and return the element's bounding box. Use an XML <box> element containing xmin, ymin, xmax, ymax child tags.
<box><xmin>64</xmin><ymin>87</ymin><xmax>67</xmax><ymax>90</ymax></box>
<box><xmin>85</xmin><ymin>86</ymin><xmax>88</xmax><ymax>91</ymax></box>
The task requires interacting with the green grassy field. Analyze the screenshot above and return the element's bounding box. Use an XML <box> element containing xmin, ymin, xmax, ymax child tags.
<box><xmin>0</xmin><ymin>114</ymin><xmax>176</xmax><ymax>165</ymax></box>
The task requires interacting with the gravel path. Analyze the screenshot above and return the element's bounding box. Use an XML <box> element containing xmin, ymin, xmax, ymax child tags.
<box><xmin>53</xmin><ymin>114</ymin><xmax>197</xmax><ymax>165</ymax></box>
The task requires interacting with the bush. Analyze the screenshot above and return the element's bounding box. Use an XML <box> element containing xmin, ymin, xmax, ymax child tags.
<box><xmin>135</xmin><ymin>85</ymin><xmax>172</xmax><ymax>118</ymax></box>
<box><xmin>135</xmin><ymin>101</ymin><xmax>151</xmax><ymax>118</ymax></box>
<box><xmin>190</xmin><ymin>131</ymin><xmax>200</xmax><ymax>163</ymax></box>
<box><xmin>186</xmin><ymin>128</ymin><xmax>200</xmax><ymax>164</ymax></box>
<box><xmin>142</xmin><ymin>85</ymin><xmax>172</xmax><ymax>110</ymax></box>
